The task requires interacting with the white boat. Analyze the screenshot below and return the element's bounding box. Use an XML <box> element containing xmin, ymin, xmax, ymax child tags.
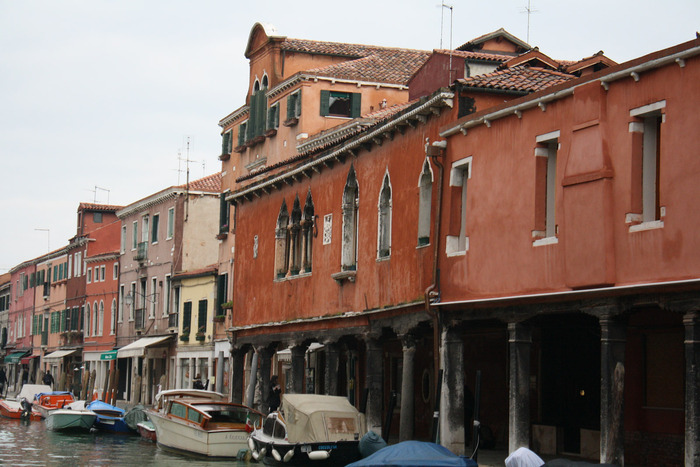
<box><xmin>147</xmin><ymin>389</ymin><xmax>263</xmax><ymax>457</ymax></box>
<box><xmin>45</xmin><ymin>400</ymin><xmax>97</xmax><ymax>432</ymax></box>
<box><xmin>249</xmin><ymin>394</ymin><xmax>367</xmax><ymax>466</ymax></box>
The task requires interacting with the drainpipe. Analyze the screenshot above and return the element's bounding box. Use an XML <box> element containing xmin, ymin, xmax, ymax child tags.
<box><xmin>424</xmin><ymin>139</ymin><xmax>446</xmax><ymax>414</ymax></box>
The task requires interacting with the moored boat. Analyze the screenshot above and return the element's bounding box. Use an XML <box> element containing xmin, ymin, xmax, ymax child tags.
<box><xmin>45</xmin><ymin>400</ymin><xmax>98</xmax><ymax>432</ymax></box>
<box><xmin>249</xmin><ymin>394</ymin><xmax>367</xmax><ymax>466</ymax></box>
<box><xmin>136</xmin><ymin>420</ymin><xmax>157</xmax><ymax>441</ymax></box>
<box><xmin>147</xmin><ymin>389</ymin><xmax>263</xmax><ymax>457</ymax></box>
<box><xmin>33</xmin><ymin>391</ymin><xmax>75</xmax><ymax>419</ymax></box>
<box><xmin>0</xmin><ymin>384</ymin><xmax>50</xmax><ymax>421</ymax></box>
<box><xmin>86</xmin><ymin>400</ymin><xmax>131</xmax><ymax>434</ymax></box>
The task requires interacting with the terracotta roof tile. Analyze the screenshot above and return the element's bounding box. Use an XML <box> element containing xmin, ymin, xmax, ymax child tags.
<box><xmin>433</xmin><ymin>48</ymin><xmax>513</xmax><ymax>63</ymax></box>
<box><xmin>78</xmin><ymin>203</ymin><xmax>124</xmax><ymax>212</ymax></box>
<box><xmin>457</xmin><ymin>66</ymin><xmax>575</xmax><ymax>93</ymax></box>
<box><xmin>179</xmin><ymin>172</ymin><xmax>222</xmax><ymax>193</ymax></box>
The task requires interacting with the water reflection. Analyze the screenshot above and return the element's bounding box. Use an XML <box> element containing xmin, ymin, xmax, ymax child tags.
<box><xmin>0</xmin><ymin>418</ymin><xmax>249</xmax><ymax>466</ymax></box>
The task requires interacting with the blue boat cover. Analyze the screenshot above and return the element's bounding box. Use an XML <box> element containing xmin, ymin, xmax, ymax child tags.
<box><xmin>346</xmin><ymin>441</ymin><xmax>478</xmax><ymax>467</ymax></box>
<box><xmin>33</xmin><ymin>391</ymin><xmax>73</xmax><ymax>401</ymax></box>
<box><xmin>86</xmin><ymin>400</ymin><xmax>125</xmax><ymax>415</ymax></box>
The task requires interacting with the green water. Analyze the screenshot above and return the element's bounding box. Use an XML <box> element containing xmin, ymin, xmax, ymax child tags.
<box><xmin>0</xmin><ymin>418</ymin><xmax>251</xmax><ymax>466</ymax></box>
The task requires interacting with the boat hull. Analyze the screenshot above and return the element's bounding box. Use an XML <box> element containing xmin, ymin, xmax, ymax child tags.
<box><xmin>250</xmin><ymin>435</ymin><xmax>362</xmax><ymax>467</ymax></box>
<box><xmin>46</xmin><ymin>409</ymin><xmax>97</xmax><ymax>432</ymax></box>
<box><xmin>0</xmin><ymin>400</ymin><xmax>42</xmax><ymax>421</ymax></box>
<box><xmin>148</xmin><ymin>410</ymin><xmax>250</xmax><ymax>457</ymax></box>
<box><xmin>136</xmin><ymin>420</ymin><xmax>157</xmax><ymax>441</ymax></box>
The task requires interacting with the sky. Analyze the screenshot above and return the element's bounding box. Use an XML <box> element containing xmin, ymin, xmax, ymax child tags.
<box><xmin>1</xmin><ymin>0</ymin><xmax>698</xmax><ymax>272</ymax></box>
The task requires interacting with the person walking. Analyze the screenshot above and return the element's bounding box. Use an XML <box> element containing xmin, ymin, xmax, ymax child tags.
<box><xmin>268</xmin><ymin>375</ymin><xmax>281</xmax><ymax>413</ymax></box>
<box><xmin>0</xmin><ymin>367</ymin><xmax>7</xmax><ymax>396</ymax></box>
<box><xmin>42</xmin><ymin>371</ymin><xmax>54</xmax><ymax>389</ymax></box>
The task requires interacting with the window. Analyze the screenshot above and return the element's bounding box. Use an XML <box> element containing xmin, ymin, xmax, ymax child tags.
<box><xmin>118</xmin><ymin>285</ymin><xmax>125</xmax><ymax>323</ymax></box>
<box><xmin>167</xmin><ymin>208</ymin><xmax>175</xmax><ymax>239</ymax></box>
<box><xmin>301</xmin><ymin>189</ymin><xmax>315</xmax><ymax>273</ymax></box>
<box><xmin>129</xmin><ymin>282</ymin><xmax>136</xmax><ymax>321</ymax></box>
<box><xmin>446</xmin><ymin>157</ymin><xmax>472</xmax><ymax>256</ymax></box>
<box><xmin>286</xmin><ymin>90</ymin><xmax>301</xmax><ymax>123</ymax></box>
<box><xmin>341</xmin><ymin>166</ymin><xmax>360</xmax><ymax>270</ymax></box>
<box><xmin>267</xmin><ymin>102</ymin><xmax>280</xmax><ymax>131</ymax></box>
<box><xmin>170</xmin><ymin>402</ymin><xmax>187</xmax><ymax>419</ymax></box>
<box><xmin>377</xmin><ymin>171</ymin><xmax>392</xmax><ymax>258</ymax></box>
<box><xmin>98</xmin><ymin>301</ymin><xmax>104</xmax><ymax>336</ymax></box>
<box><xmin>110</xmin><ymin>299</ymin><xmax>117</xmax><ymax>335</ymax></box>
<box><xmin>100</xmin><ymin>265</ymin><xmax>105</xmax><ymax>281</ymax></box>
<box><xmin>216</xmin><ymin>273</ymin><xmax>228</xmax><ymax>316</ymax></box>
<box><xmin>150</xmin><ymin>277</ymin><xmax>157</xmax><ymax>318</ymax></box>
<box><xmin>141</xmin><ymin>215</ymin><xmax>150</xmax><ymax>244</ymax></box>
<box><xmin>93</xmin><ymin>212</ymin><xmax>103</xmax><ymax>223</ymax></box>
<box><xmin>121</xmin><ymin>225</ymin><xmax>126</xmax><ymax>254</ymax></box>
<box><xmin>87</xmin><ymin>268</ymin><xmax>92</xmax><ymax>284</ymax></box>
<box><xmin>418</xmin><ymin>159</ymin><xmax>433</xmax><ymax>246</ymax></box>
<box><xmin>163</xmin><ymin>275</ymin><xmax>171</xmax><ymax>317</ymax></box>
<box><xmin>75</xmin><ymin>252</ymin><xmax>82</xmax><ymax>277</ymax></box>
<box><xmin>113</xmin><ymin>262</ymin><xmax>118</xmax><ymax>280</ymax></box>
<box><xmin>320</xmin><ymin>90</ymin><xmax>361</xmax><ymax>118</ymax></box>
<box><xmin>533</xmin><ymin>131</ymin><xmax>560</xmax><ymax>244</ymax></box>
<box><xmin>237</xmin><ymin>121</ymin><xmax>248</xmax><ymax>147</ymax></box>
<box><xmin>85</xmin><ymin>303</ymin><xmax>91</xmax><ymax>337</ymax></box>
<box><xmin>274</xmin><ymin>201</ymin><xmax>290</xmax><ymax>279</ymax></box>
<box><xmin>132</xmin><ymin>221</ymin><xmax>138</xmax><ymax>249</ymax></box>
<box><xmin>197</xmin><ymin>299</ymin><xmax>208</xmax><ymax>334</ymax></box>
<box><xmin>247</xmin><ymin>77</ymin><xmax>268</xmax><ymax>142</ymax></box>
<box><xmin>182</xmin><ymin>301</ymin><xmax>192</xmax><ymax>334</ymax></box>
<box><xmin>221</xmin><ymin>129</ymin><xmax>233</xmax><ymax>156</ymax></box>
<box><xmin>219</xmin><ymin>192</ymin><xmax>230</xmax><ymax>234</ymax></box>
<box><xmin>151</xmin><ymin>214</ymin><xmax>159</xmax><ymax>243</ymax></box>
<box><xmin>629</xmin><ymin>100</ymin><xmax>665</xmax><ymax>230</ymax></box>
<box><xmin>93</xmin><ymin>301</ymin><xmax>99</xmax><ymax>336</ymax></box>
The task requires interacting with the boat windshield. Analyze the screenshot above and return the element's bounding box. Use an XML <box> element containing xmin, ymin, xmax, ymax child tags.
<box><xmin>194</xmin><ymin>404</ymin><xmax>262</xmax><ymax>425</ymax></box>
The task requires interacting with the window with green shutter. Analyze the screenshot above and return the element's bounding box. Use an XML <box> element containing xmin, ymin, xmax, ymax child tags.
<box><xmin>286</xmin><ymin>90</ymin><xmax>301</xmax><ymax>122</ymax></box>
<box><xmin>237</xmin><ymin>121</ymin><xmax>248</xmax><ymax>147</ymax></box>
<box><xmin>221</xmin><ymin>130</ymin><xmax>233</xmax><ymax>155</ymax></box>
<box><xmin>267</xmin><ymin>102</ymin><xmax>280</xmax><ymax>131</ymax></box>
<box><xmin>198</xmin><ymin>299</ymin><xmax>208</xmax><ymax>332</ymax></box>
<box><xmin>320</xmin><ymin>91</ymin><xmax>361</xmax><ymax>118</ymax></box>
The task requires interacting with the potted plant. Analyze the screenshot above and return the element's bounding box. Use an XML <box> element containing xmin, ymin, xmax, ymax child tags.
<box><xmin>179</xmin><ymin>327</ymin><xmax>190</xmax><ymax>342</ymax></box>
<box><xmin>213</xmin><ymin>314</ymin><xmax>226</xmax><ymax>323</ymax></box>
<box><xmin>220</xmin><ymin>301</ymin><xmax>233</xmax><ymax>310</ymax></box>
<box><xmin>195</xmin><ymin>326</ymin><xmax>206</xmax><ymax>341</ymax></box>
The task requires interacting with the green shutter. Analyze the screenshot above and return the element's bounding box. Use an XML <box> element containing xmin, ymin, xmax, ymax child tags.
<box><xmin>238</xmin><ymin>123</ymin><xmax>246</xmax><ymax>146</ymax></box>
<box><xmin>30</xmin><ymin>273</ymin><xmax>35</xmax><ymax>288</ymax></box>
<box><xmin>221</xmin><ymin>131</ymin><xmax>231</xmax><ymax>155</ymax></box>
<box><xmin>320</xmin><ymin>90</ymin><xmax>330</xmax><ymax>116</ymax></box>
<box><xmin>351</xmin><ymin>93</ymin><xmax>362</xmax><ymax>118</ymax></box>
<box><xmin>295</xmin><ymin>90</ymin><xmax>301</xmax><ymax>117</ymax></box>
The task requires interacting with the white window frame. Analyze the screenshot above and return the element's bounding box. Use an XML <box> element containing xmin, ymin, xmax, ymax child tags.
<box><xmin>446</xmin><ymin>157</ymin><xmax>472</xmax><ymax>256</ymax></box>
<box><xmin>533</xmin><ymin>130</ymin><xmax>560</xmax><ymax>246</ymax></box>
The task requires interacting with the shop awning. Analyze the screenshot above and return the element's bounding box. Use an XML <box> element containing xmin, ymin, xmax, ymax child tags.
<box><xmin>3</xmin><ymin>351</ymin><xmax>29</xmax><ymax>364</ymax></box>
<box><xmin>117</xmin><ymin>335</ymin><xmax>171</xmax><ymax>359</ymax></box>
<box><xmin>43</xmin><ymin>349</ymin><xmax>78</xmax><ymax>362</ymax></box>
<box><xmin>100</xmin><ymin>350</ymin><xmax>118</xmax><ymax>361</ymax></box>
<box><xmin>20</xmin><ymin>355</ymin><xmax>39</xmax><ymax>365</ymax></box>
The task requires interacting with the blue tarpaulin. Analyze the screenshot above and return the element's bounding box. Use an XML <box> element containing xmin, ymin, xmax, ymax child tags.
<box><xmin>346</xmin><ymin>441</ymin><xmax>478</xmax><ymax>467</ymax></box>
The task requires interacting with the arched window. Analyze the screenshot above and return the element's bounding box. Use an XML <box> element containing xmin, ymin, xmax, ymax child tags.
<box><xmin>274</xmin><ymin>201</ymin><xmax>290</xmax><ymax>279</ymax></box>
<box><xmin>341</xmin><ymin>166</ymin><xmax>359</xmax><ymax>271</ymax></box>
<box><xmin>93</xmin><ymin>301</ymin><xmax>99</xmax><ymax>336</ymax></box>
<box><xmin>85</xmin><ymin>303</ymin><xmax>91</xmax><ymax>337</ymax></box>
<box><xmin>377</xmin><ymin>171</ymin><xmax>392</xmax><ymax>258</ymax></box>
<box><xmin>289</xmin><ymin>196</ymin><xmax>302</xmax><ymax>275</ymax></box>
<box><xmin>301</xmin><ymin>189</ymin><xmax>315</xmax><ymax>273</ymax></box>
<box><xmin>99</xmin><ymin>301</ymin><xmax>104</xmax><ymax>336</ymax></box>
<box><xmin>111</xmin><ymin>299</ymin><xmax>117</xmax><ymax>335</ymax></box>
<box><xmin>418</xmin><ymin>158</ymin><xmax>434</xmax><ymax>246</ymax></box>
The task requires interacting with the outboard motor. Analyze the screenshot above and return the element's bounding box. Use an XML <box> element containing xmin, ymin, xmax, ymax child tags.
<box><xmin>19</xmin><ymin>397</ymin><xmax>32</xmax><ymax>419</ymax></box>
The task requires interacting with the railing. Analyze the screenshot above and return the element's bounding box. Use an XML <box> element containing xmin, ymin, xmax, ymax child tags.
<box><xmin>134</xmin><ymin>242</ymin><xmax>148</xmax><ymax>262</ymax></box>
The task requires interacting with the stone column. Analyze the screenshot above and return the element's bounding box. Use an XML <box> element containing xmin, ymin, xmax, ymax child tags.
<box><xmin>245</xmin><ymin>350</ymin><xmax>258</xmax><ymax>408</ymax></box>
<box><xmin>258</xmin><ymin>346</ymin><xmax>274</xmax><ymax>414</ymax></box>
<box><xmin>289</xmin><ymin>344</ymin><xmax>306</xmax><ymax>394</ymax></box>
<box><xmin>231</xmin><ymin>348</ymin><xmax>246</xmax><ymax>403</ymax></box>
<box><xmin>324</xmin><ymin>342</ymin><xmax>340</xmax><ymax>396</ymax></box>
<box><xmin>207</xmin><ymin>355</ymin><xmax>214</xmax><ymax>391</ymax></box>
<box><xmin>685</xmin><ymin>312</ymin><xmax>700</xmax><ymax>467</ymax></box>
<box><xmin>441</xmin><ymin>324</ymin><xmax>465</xmax><ymax>455</ymax></box>
<box><xmin>364</xmin><ymin>338</ymin><xmax>383</xmax><ymax>435</ymax></box>
<box><xmin>600</xmin><ymin>314</ymin><xmax>626</xmax><ymax>466</ymax></box>
<box><xmin>175</xmin><ymin>358</ymin><xmax>182</xmax><ymax>389</ymax></box>
<box><xmin>508</xmin><ymin>322</ymin><xmax>532</xmax><ymax>453</ymax></box>
<box><xmin>399</xmin><ymin>334</ymin><xmax>416</xmax><ymax>442</ymax></box>
<box><xmin>215</xmin><ymin>351</ymin><xmax>225</xmax><ymax>394</ymax></box>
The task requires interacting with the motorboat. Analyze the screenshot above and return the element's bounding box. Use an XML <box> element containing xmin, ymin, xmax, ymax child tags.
<box><xmin>32</xmin><ymin>391</ymin><xmax>76</xmax><ymax>419</ymax></box>
<box><xmin>0</xmin><ymin>384</ymin><xmax>50</xmax><ymax>420</ymax></box>
<box><xmin>45</xmin><ymin>400</ymin><xmax>98</xmax><ymax>432</ymax></box>
<box><xmin>86</xmin><ymin>400</ymin><xmax>131</xmax><ymax>433</ymax></box>
<box><xmin>249</xmin><ymin>394</ymin><xmax>367</xmax><ymax>466</ymax></box>
<box><xmin>147</xmin><ymin>389</ymin><xmax>264</xmax><ymax>457</ymax></box>
<box><xmin>346</xmin><ymin>440</ymin><xmax>478</xmax><ymax>467</ymax></box>
<box><xmin>136</xmin><ymin>420</ymin><xmax>156</xmax><ymax>441</ymax></box>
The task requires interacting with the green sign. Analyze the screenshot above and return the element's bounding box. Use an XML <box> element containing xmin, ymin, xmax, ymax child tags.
<box><xmin>100</xmin><ymin>350</ymin><xmax>118</xmax><ymax>361</ymax></box>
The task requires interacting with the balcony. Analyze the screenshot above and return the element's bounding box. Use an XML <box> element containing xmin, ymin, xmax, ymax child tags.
<box><xmin>134</xmin><ymin>242</ymin><xmax>148</xmax><ymax>262</ymax></box>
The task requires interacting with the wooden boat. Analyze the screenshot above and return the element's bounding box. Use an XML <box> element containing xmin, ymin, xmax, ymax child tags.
<box><xmin>136</xmin><ymin>420</ymin><xmax>157</xmax><ymax>441</ymax></box>
<box><xmin>0</xmin><ymin>384</ymin><xmax>51</xmax><ymax>421</ymax></box>
<box><xmin>45</xmin><ymin>400</ymin><xmax>98</xmax><ymax>432</ymax></box>
<box><xmin>32</xmin><ymin>391</ymin><xmax>76</xmax><ymax>419</ymax></box>
<box><xmin>249</xmin><ymin>394</ymin><xmax>367</xmax><ymax>466</ymax></box>
<box><xmin>147</xmin><ymin>389</ymin><xmax>263</xmax><ymax>457</ymax></box>
<box><xmin>86</xmin><ymin>400</ymin><xmax>131</xmax><ymax>433</ymax></box>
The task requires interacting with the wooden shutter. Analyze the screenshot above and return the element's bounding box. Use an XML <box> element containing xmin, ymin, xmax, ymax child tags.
<box><xmin>320</xmin><ymin>90</ymin><xmax>330</xmax><ymax>116</ymax></box>
<box><xmin>351</xmin><ymin>93</ymin><xmax>362</xmax><ymax>118</ymax></box>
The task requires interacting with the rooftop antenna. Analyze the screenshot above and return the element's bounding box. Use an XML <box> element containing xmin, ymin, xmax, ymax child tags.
<box><xmin>438</xmin><ymin>3</ymin><xmax>454</xmax><ymax>86</ymax></box>
<box><xmin>92</xmin><ymin>186</ymin><xmax>111</xmax><ymax>204</ymax></box>
<box><xmin>521</xmin><ymin>0</ymin><xmax>538</xmax><ymax>45</ymax></box>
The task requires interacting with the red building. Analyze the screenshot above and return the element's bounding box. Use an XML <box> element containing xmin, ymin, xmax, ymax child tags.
<box><xmin>218</xmin><ymin>23</ymin><xmax>700</xmax><ymax>466</ymax></box>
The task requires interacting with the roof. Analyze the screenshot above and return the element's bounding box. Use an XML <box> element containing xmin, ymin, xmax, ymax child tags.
<box><xmin>432</xmin><ymin>48</ymin><xmax>513</xmax><ymax>63</ymax></box>
<box><xmin>456</xmin><ymin>66</ymin><xmax>575</xmax><ymax>94</ymax></box>
<box><xmin>78</xmin><ymin>203</ymin><xmax>124</xmax><ymax>212</ymax></box>
<box><xmin>457</xmin><ymin>28</ymin><xmax>531</xmax><ymax>54</ymax></box>
<box><xmin>178</xmin><ymin>172</ymin><xmax>222</xmax><ymax>193</ymax></box>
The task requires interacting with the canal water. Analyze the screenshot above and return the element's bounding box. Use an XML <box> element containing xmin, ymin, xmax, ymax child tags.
<box><xmin>0</xmin><ymin>417</ymin><xmax>250</xmax><ymax>466</ymax></box>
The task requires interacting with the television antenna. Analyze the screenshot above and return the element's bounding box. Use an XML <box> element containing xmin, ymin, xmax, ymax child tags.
<box><xmin>92</xmin><ymin>186</ymin><xmax>111</xmax><ymax>204</ymax></box>
<box><xmin>521</xmin><ymin>0</ymin><xmax>539</xmax><ymax>45</ymax></box>
<box><xmin>438</xmin><ymin>3</ymin><xmax>454</xmax><ymax>86</ymax></box>
<box><xmin>176</xmin><ymin>136</ymin><xmax>206</xmax><ymax>186</ymax></box>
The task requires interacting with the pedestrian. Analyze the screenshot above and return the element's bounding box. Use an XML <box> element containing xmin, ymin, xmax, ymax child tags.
<box><xmin>42</xmin><ymin>371</ymin><xmax>54</xmax><ymax>388</ymax></box>
<box><xmin>0</xmin><ymin>367</ymin><xmax>6</xmax><ymax>396</ymax></box>
<box><xmin>193</xmin><ymin>374</ymin><xmax>204</xmax><ymax>390</ymax></box>
<box><xmin>268</xmin><ymin>375</ymin><xmax>281</xmax><ymax>413</ymax></box>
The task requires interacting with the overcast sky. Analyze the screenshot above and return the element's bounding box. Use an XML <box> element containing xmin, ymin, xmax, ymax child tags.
<box><xmin>1</xmin><ymin>0</ymin><xmax>698</xmax><ymax>271</ymax></box>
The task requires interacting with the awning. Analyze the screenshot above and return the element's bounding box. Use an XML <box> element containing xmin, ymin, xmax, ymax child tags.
<box><xmin>43</xmin><ymin>349</ymin><xmax>78</xmax><ymax>362</ymax></box>
<box><xmin>3</xmin><ymin>351</ymin><xmax>29</xmax><ymax>364</ymax></box>
<box><xmin>117</xmin><ymin>336</ymin><xmax>171</xmax><ymax>359</ymax></box>
<box><xmin>100</xmin><ymin>350</ymin><xmax>118</xmax><ymax>361</ymax></box>
<box><xmin>20</xmin><ymin>355</ymin><xmax>39</xmax><ymax>365</ymax></box>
